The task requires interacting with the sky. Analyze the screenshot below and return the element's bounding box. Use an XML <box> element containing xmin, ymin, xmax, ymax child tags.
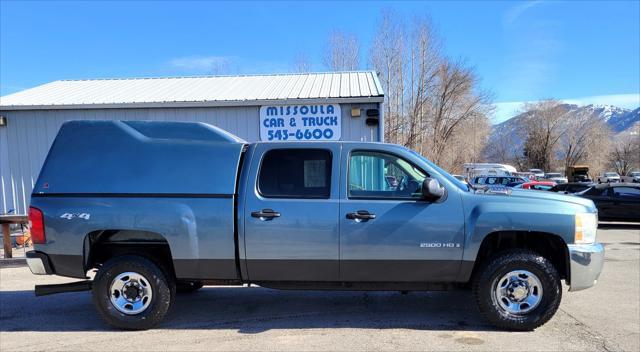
<box><xmin>1</xmin><ymin>0</ymin><xmax>639</xmax><ymax>123</ymax></box>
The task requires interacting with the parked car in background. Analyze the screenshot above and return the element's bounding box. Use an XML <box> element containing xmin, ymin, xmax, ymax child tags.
<box><xmin>515</xmin><ymin>172</ymin><xmax>536</xmax><ymax>180</ymax></box>
<box><xmin>566</xmin><ymin>165</ymin><xmax>591</xmax><ymax>183</ymax></box>
<box><xmin>597</xmin><ymin>172</ymin><xmax>621</xmax><ymax>183</ymax></box>
<box><xmin>470</xmin><ymin>175</ymin><xmax>527</xmax><ymax>186</ymax></box>
<box><xmin>544</xmin><ymin>173</ymin><xmax>568</xmax><ymax>184</ymax></box>
<box><xmin>515</xmin><ymin>181</ymin><xmax>557</xmax><ymax>191</ymax></box>
<box><xmin>452</xmin><ymin>174</ymin><xmax>468</xmax><ymax>184</ymax></box>
<box><xmin>529</xmin><ymin>169</ymin><xmax>545</xmax><ymax>179</ymax></box>
<box><xmin>462</xmin><ymin>163</ymin><xmax>517</xmax><ymax>179</ymax></box>
<box><xmin>621</xmin><ymin>171</ymin><xmax>640</xmax><ymax>183</ymax></box>
<box><xmin>550</xmin><ymin>182</ymin><xmax>594</xmax><ymax>194</ymax></box>
<box><xmin>575</xmin><ymin>183</ymin><xmax>640</xmax><ymax>222</ymax></box>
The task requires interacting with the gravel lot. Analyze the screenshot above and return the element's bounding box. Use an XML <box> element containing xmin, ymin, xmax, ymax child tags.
<box><xmin>1</xmin><ymin>225</ymin><xmax>638</xmax><ymax>351</ymax></box>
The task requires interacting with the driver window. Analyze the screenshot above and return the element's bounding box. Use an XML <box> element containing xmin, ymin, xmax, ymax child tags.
<box><xmin>348</xmin><ymin>151</ymin><xmax>427</xmax><ymax>199</ymax></box>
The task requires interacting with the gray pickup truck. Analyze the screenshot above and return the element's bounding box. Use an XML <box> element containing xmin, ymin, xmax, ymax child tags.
<box><xmin>26</xmin><ymin>120</ymin><xmax>604</xmax><ymax>331</ymax></box>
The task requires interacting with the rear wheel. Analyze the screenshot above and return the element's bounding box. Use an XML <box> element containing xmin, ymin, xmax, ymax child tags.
<box><xmin>92</xmin><ymin>255</ymin><xmax>175</xmax><ymax>330</ymax></box>
<box><xmin>473</xmin><ymin>249</ymin><xmax>562</xmax><ymax>331</ymax></box>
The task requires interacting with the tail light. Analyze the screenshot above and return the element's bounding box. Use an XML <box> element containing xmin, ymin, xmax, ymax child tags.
<box><xmin>29</xmin><ymin>207</ymin><xmax>46</xmax><ymax>244</ymax></box>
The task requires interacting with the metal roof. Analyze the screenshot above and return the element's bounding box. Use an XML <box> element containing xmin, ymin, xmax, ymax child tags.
<box><xmin>0</xmin><ymin>71</ymin><xmax>384</xmax><ymax>110</ymax></box>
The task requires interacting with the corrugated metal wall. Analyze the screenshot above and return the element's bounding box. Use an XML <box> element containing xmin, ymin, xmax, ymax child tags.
<box><xmin>0</xmin><ymin>102</ymin><xmax>379</xmax><ymax>214</ymax></box>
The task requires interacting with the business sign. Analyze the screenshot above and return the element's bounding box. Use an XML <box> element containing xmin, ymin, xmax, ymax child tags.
<box><xmin>259</xmin><ymin>104</ymin><xmax>341</xmax><ymax>141</ymax></box>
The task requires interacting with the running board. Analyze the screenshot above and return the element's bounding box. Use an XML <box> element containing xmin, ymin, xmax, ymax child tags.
<box><xmin>35</xmin><ymin>280</ymin><xmax>92</xmax><ymax>296</ymax></box>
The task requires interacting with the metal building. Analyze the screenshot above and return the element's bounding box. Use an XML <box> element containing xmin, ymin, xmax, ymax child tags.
<box><xmin>0</xmin><ymin>71</ymin><xmax>385</xmax><ymax>215</ymax></box>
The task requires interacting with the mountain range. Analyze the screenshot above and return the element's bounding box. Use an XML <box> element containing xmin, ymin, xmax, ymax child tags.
<box><xmin>489</xmin><ymin>104</ymin><xmax>640</xmax><ymax>151</ymax></box>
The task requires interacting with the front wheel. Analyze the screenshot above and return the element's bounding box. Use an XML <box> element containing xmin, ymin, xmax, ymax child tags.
<box><xmin>473</xmin><ymin>249</ymin><xmax>562</xmax><ymax>331</ymax></box>
<box><xmin>92</xmin><ymin>255</ymin><xmax>175</xmax><ymax>330</ymax></box>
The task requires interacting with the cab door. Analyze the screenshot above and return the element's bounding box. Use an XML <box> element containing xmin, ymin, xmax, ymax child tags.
<box><xmin>243</xmin><ymin>144</ymin><xmax>341</xmax><ymax>281</ymax></box>
<box><xmin>584</xmin><ymin>187</ymin><xmax>614</xmax><ymax>218</ymax></box>
<box><xmin>610</xmin><ymin>186</ymin><xmax>640</xmax><ymax>221</ymax></box>
<box><xmin>338</xmin><ymin>146</ymin><xmax>465</xmax><ymax>282</ymax></box>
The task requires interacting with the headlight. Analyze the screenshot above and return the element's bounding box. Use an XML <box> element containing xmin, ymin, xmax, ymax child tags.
<box><xmin>575</xmin><ymin>213</ymin><xmax>597</xmax><ymax>244</ymax></box>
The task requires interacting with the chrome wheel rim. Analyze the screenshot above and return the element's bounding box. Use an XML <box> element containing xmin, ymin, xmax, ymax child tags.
<box><xmin>109</xmin><ymin>272</ymin><xmax>153</xmax><ymax>315</ymax></box>
<box><xmin>493</xmin><ymin>270</ymin><xmax>543</xmax><ymax>315</ymax></box>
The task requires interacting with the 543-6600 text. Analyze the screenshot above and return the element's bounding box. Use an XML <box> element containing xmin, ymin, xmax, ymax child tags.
<box><xmin>267</xmin><ymin>128</ymin><xmax>335</xmax><ymax>141</ymax></box>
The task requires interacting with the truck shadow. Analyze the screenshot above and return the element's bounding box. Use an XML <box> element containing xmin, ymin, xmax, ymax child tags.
<box><xmin>0</xmin><ymin>287</ymin><xmax>495</xmax><ymax>332</ymax></box>
<box><xmin>598</xmin><ymin>222</ymin><xmax>640</xmax><ymax>230</ymax></box>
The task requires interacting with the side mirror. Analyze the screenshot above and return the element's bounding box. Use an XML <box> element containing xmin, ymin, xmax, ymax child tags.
<box><xmin>421</xmin><ymin>177</ymin><xmax>445</xmax><ymax>201</ymax></box>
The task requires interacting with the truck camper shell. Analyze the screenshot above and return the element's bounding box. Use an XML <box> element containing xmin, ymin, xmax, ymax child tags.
<box><xmin>34</xmin><ymin>120</ymin><xmax>247</xmax><ymax>196</ymax></box>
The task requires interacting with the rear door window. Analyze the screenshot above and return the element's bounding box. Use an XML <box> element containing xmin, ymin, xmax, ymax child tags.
<box><xmin>613</xmin><ymin>187</ymin><xmax>640</xmax><ymax>199</ymax></box>
<box><xmin>258</xmin><ymin>149</ymin><xmax>332</xmax><ymax>198</ymax></box>
<box><xmin>585</xmin><ymin>187</ymin><xmax>609</xmax><ymax>196</ymax></box>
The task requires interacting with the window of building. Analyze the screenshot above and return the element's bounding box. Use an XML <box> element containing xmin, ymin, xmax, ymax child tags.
<box><xmin>258</xmin><ymin>149</ymin><xmax>332</xmax><ymax>198</ymax></box>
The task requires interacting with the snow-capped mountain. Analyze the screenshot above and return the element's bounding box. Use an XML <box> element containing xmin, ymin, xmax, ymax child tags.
<box><xmin>488</xmin><ymin>104</ymin><xmax>640</xmax><ymax>153</ymax></box>
<box><xmin>611</xmin><ymin>107</ymin><xmax>640</xmax><ymax>133</ymax></box>
<box><xmin>581</xmin><ymin>104</ymin><xmax>637</xmax><ymax>132</ymax></box>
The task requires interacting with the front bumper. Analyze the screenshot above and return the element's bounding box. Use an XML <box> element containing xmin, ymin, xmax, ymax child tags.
<box><xmin>567</xmin><ymin>243</ymin><xmax>604</xmax><ymax>291</ymax></box>
<box><xmin>26</xmin><ymin>251</ymin><xmax>54</xmax><ymax>275</ymax></box>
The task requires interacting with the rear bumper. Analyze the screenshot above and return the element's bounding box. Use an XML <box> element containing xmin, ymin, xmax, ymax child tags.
<box><xmin>567</xmin><ymin>243</ymin><xmax>605</xmax><ymax>292</ymax></box>
<box><xmin>26</xmin><ymin>251</ymin><xmax>54</xmax><ymax>275</ymax></box>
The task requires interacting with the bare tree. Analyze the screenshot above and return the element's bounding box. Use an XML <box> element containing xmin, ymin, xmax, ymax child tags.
<box><xmin>485</xmin><ymin>130</ymin><xmax>522</xmax><ymax>166</ymax></box>
<box><xmin>520</xmin><ymin>100</ymin><xmax>567</xmax><ymax>171</ymax></box>
<box><xmin>370</xmin><ymin>11</ymin><xmax>405</xmax><ymax>144</ymax></box>
<box><xmin>404</xmin><ymin>17</ymin><xmax>441</xmax><ymax>151</ymax></box>
<box><xmin>610</xmin><ymin>132</ymin><xmax>640</xmax><ymax>175</ymax></box>
<box><xmin>445</xmin><ymin>112</ymin><xmax>492</xmax><ymax>173</ymax></box>
<box><xmin>369</xmin><ymin>10</ymin><xmax>492</xmax><ymax>173</ymax></box>
<box><xmin>292</xmin><ymin>52</ymin><xmax>312</xmax><ymax>73</ymax></box>
<box><xmin>322</xmin><ymin>30</ymin><xmax>360</xmax><ymax>71</ymax></box>
<box><xmin>425</xmin><ymin>60</ymin><xmax>492</xmax><ymax>169</ymax></box>
<box><xmin>560</xmin><ymin>109</ymin><xmax>612</xmax><ymax>171</ymax></box>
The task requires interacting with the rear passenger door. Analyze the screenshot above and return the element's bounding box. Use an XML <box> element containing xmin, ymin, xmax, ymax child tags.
<box><xmin>611</xmin><ymin>186</ymin><xmax>640</xmax><ymax>221</ymax></box>
<box><xmin>243</xmin><ymin>144</ymin><xmax>340</xmax><ymax>281</ymax></box>
<box><xmin>584</xmin><ymin>187</ymin><xmax>613</xmax><ymax>218</ymax></box>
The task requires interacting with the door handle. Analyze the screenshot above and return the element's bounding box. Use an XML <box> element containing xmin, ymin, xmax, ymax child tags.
<box><xmin>346</xmin><ymin>210</ymin><xmax>376</xmax><ymax>221</ymax></box>
<box><xmin>251</xmin><ymin>209</ymin><xmax>281</xmax><ymax>220</ymax></box>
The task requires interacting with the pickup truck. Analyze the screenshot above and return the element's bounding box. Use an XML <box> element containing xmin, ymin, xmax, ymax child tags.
<box><xmin>26</xmin><ymin>121</ymin><xmax>604</xmax><ymax>331</ymax></box>
<box><xmin>621</xmin><ymin>171</ymin><xmax>640</xmax><ymax>183</ymax></box>
<box><xmin>597</xmin><ymin>172</ymin><xmax>621</xmax><ymax>183</ymax></box>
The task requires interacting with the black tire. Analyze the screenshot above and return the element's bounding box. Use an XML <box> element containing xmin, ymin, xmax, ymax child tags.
<box><xmin>473</xmin><ymin>249</ymin><xmax>562</xmax><ymax>331</ymax></box>
<box><xmin>176</xmin><ymin>280</ymin><xmax>204</xmax><ymax>293</ymax></box>
<box><xmin>92</xmin><ymin>255</ymin><xmax>175</xmax><ymax>330</ymax></box>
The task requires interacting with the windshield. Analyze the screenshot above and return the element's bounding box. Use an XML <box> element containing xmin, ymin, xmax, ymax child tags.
<box><xmin>546</xmin><ymin>173</ymin><xmax>562</xmax><ymax>177</ymax></box>
<box><xmin>631</xmin><ymin>172</ymin><xmax>640</xmax><ymax>177</ymax></box>
<box><xmin>605</xmin><ymin>172</ymin><xmax>619</xmax><ymax>177</ymax></box>
<box><xmin>406</xmin><ymin>148</ymin><xmax>469</xmax><ymax>191</ymax></box>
